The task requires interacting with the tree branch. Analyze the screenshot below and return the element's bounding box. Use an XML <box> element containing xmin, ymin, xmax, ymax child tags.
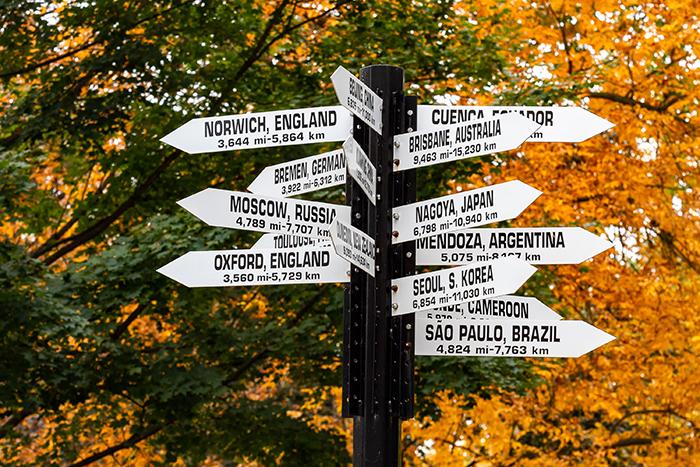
<box><xmin>608</xmin><ymin>437</ymin><xmax>652</xmax><ymax>449</ymax></box>
<box><xmin>223</xmin><ymin>288</ymin><xmax>327</xmax><ymax>386</ymax></box>
<box><xmin>0</xmin><ymin>408</ymin><xmax>33</xmax><ymax>439</ymax></box>
<box><xmin>587</xmin><ymin>91</ymin><xmax>684</xmax><ymax>113</ymax></box>
<box><xmin>0</xmin><ymin>1</ymin><xmax>190</xmax><ymax>80</ymax></box>
<box><xmin>611</xmin><ymin>408</ymin><xmax>698</xmax><ymax>433</ymax></box>
<box><xmin>39</xmin><ymin>151</ymin><xmax>180</xmax><ymax>265</ymax></box>
<box><xmin>68</xmin><ymin>424</ymin><xmax>164</xmax><ymax>467</ymax></box>
<box><xmin>31</xmin><ymin>0</ymin><xmax>347</xmax><ymax>265</ymax></box>
<box><xmin>110</xmin><ymin>303</ymin><xmax>146</xmax><ymax>341</ymax></box>
<box><xmin>545</xmin><ymin>2</ymin><xmax>574</xmax><ymax>75</ymax></box>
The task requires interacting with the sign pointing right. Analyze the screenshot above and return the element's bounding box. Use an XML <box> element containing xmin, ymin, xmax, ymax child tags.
<box><xmin>416</xmin><ymin>227</ymin><xmax>613</xmax><ymax>265</ymax></box>
<box><xmin>417</xmin><ymin>105</ymin><xmax>614</xmax><ymax>143</ymax></box>
<box><xmin>419</xmin><ymin>295</ymin><xmax>561</xmax><ymax>321</ymax></box>
<box><xmin>393</xmin><ymin>113</ymin><xmax>539</xmax><ymax>171</ymax></box>
<box><xmin>391</xmin><ymin>257</ymin><xmax>537</xmax><ymax>315</ymax></box>
<box><xmin>415</xmin><ymin>317</ymin><xmax>615</xmax><ymax>358</ymax></box>
<box><xmin>392</xmin><ymin>180</ymin><xmax>541</xmax><ymax>244</ymax></box>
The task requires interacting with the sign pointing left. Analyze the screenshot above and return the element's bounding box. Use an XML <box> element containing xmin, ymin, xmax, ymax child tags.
<box><xmin>160</xmin><ymin>106</ymin><xmax>352</xmax><ymax>154</ymax></box>
<box><xmin>157</xmin><ymin>246</ymin><xmax>349</xmax><ymax>287</ymax></box>
<box><xmin>247</xmin><ymin>149</ymin><xmax>346</xmax><ymax>198</ymax></box>
<box><xmin>178</xmin><ymin>188</ymin><xmax>350</xmax><ymax>239</ymax></box>
<box><xmin>331</xmin><ymin>66</ymin><xmax>383</xmax><ymax>134</ymax></box>
<box><xmin>252</xmin><ymin>233</ymin><xmax>330</xmax><ymax>250</ymax></box>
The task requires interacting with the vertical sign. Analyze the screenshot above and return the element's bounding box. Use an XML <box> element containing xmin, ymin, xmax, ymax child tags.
<box><xmin>343</xmin><ymin>137</ymin><xmax>377</xmax><ymax>203</ymax></box>
<box><xmin>331</xmin><ymin>66</ymin><xmax>384</xmax><ymax>134</ymax></box>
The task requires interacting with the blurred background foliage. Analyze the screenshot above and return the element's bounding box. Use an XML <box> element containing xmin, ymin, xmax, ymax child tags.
<box><xmin>0</xmin><ymin>0</ymin><xmax>697</xmax><ymax>465</ymax></box>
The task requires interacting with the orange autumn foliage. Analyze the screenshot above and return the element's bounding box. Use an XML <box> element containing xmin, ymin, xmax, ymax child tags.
<box><xmin>404</xmin><ymin>1</ymin><xmax>699</xmax><ymax>465</ymax></box>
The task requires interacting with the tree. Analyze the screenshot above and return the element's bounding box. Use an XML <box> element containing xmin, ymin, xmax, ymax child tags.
<box><xmin>3</xmin><ymin>0</ymin><xmax>697</xmax><ymax>464</ymax></box>
<box><xmin>402</xmin><ymin>1</ymin><xmax>700</xmax><ymax>464</ymax></box>
<box><xmin>0</xmin><ymin>1</ymin><xmax>519</xmax><ymax>464</ymax></box>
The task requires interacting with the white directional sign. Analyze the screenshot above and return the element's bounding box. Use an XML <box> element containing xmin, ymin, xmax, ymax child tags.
<box><xmin>418</xmin><ymin>296</ymin><xmax>561</xmax><ymax>321</ymax></box>
<box><xmin>252</xmin><ymin>233</ymin><xmax>330</xmax><ymax>250</ymax></box>
<box><xmin>415</xmin><ymin>317</ymin><xmax>615</xmax><ymax>358</ymax></box>
<box><xmin>160</xmin><ymin>106</ymin><xmax>352</xmax><ymax>154</ymax></box>
<box><xmin>391</xmin><ymin>257</ymin><xmax>536</xmax><ymax>316</ymax></box>
<box><xmin>178</xmin><ymin>188</ymin><xmax>350</xmax><ymax>239</ymax></box>
<box><xmin>157</xmin><ymin>246</ymin><xmax>349</xmax><ymax>287</ymax></box>
<box><xmin>393</xmin><ymin>113</ymin><xmax>539</xmax><ymax>171</ymax></box>
<box><xmin>343</xmin><ymin>137</ymin><xmax>376</xmax><ymax>203</ymax></box>
<box><xmin>331</xmin><ymin>66</ymin><xmax>383</xmax><ymax>134</ymax></box>
<box><xmin>416</xmin><ymin>227</ymin><xmax>613</xmax><ymax>265</ymax></box>
<box><xmin>247</xmin><ymin>149</ymin><xmax>345</xmax><ymax>198</ymax></box>
<box><xmin>392</xmin><ymin>180</ymin><xmax>541</xmax><ymax>244</ymax></box>
<box><xmin>417</xmin><ymin>105</ymin><xmax>614</xmax><ymax>143</ymax></box>
<box><xmin>329</xmin><ymin>219</ymin><xmax>375</xmax><ymax>276</ymax></box>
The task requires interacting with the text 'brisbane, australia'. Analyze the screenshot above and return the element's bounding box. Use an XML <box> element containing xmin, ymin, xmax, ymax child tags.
<box><xmin>409</xmin><ymin>119</ymin><xmax>502</xmax><ymax>152</ymax></box>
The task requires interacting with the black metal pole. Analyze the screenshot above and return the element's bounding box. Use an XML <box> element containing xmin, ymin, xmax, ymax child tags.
<box><xmin>341</xmin><ymin>64</ymin><xmax>416</xmax><ymax>467</ymax></box>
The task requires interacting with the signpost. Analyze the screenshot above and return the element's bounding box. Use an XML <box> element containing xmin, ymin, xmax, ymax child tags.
<box><xmin>157</xmin><ymin>246</ymin><xmax>349</xmax><ymax>287</ymax></box>
<box><xmin>161</xmin><ymin>106</ymin><xmax>352</xmax><ymax>154</ymax></box>
<box><xmin>415</xmin><ymin>317</ymin><xmax>615</xmax><ymax>357</ymax></box>
<box><xmin>177</xmin><ymin>188</ymin><xmax>350</xmax><ymax>239</ymax></box>
<box><xmin>247</xmin><ymin>149</ymin><xmax>345</xmax><ymax>197</ymax></box>
<box><xmin>393</xmin><ymin>113</ymin><xmax>540</xmax><ymax>171</ymax></box>
<box><xmin>338</xmin><ymin>65</ymin><xmax>416</xmax><ymax>467</ymax></box>
<box><xmin>157</xmin><ymin>64</ymin><xmax>617</xmax><ymax>467</ymax></box>
<box><xmin>417</xmin><ymin>105</ymin><xmax>615</xmax><ymax>142</ymax></box>
<box><xmin>391</xmin><ymin>258</ymin><xmax>537</xmax><ymax>315</ymax></box>
<box><xmin>392</xmin><ymin>180</ymin><xmax>541</xmax><ymax>243</ymax></box>
<box><xmin>418</xmin><ymin>295</ymin><xmax>561</xmax><ymax>321</ymax></box>
<box><xmin>416</xmin><ymin>227</ymin><xmax>613</xmax><ymax>265</ymax></box>
<box><xmin>343</xmin><ymin>137</ymin><xmax>377</xmax><ymax>203</ymax></box>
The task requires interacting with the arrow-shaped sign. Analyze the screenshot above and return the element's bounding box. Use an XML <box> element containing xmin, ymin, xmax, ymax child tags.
<box><xmin>417</xmin><ymin>105</ymin><xmax>614</xmax><ymax>143</ymax></box>
<box><xmin>343</xmin><ymin>137</ymin><xmax>376</xmax><ymax>203</ymax></box>
<box><xmin>329</xmin><ymin>218</ymin><xmax>375</xmax><ymax>276</ymax></box>
<box><xmin>418</xmin><ymin>295</ymin><xmax>561</xmax><ymax>321</ymax></box>
<box><xmin>157</xmin><ymin>246</ymin><xmax>349</xmax><ymax>287</ymax></box>
<box><xmin>247</xmin><ymin>149</ymin><xmax>345</xmax><ymax>198</ymax></box>
<box><xmin>252</xmin><ymin>233</ymin><xmax>330</xmax><ymax>250</ymax></box>
<box><xmin>393</xmin><ymin>113</ymin><xmax>539</xmax><ymax>171</ymax></box>
<box><xmin>392</xmin><ymin>180</ymin><xmax>541</xmax><ymax>244</ymax></box>
<box><xmin>178</xmin><ymin>188</ymin><xmax>350</xmax><ymax>239</ymax></box>
<box><xmin>160</xmin><ymin>106</ymin><xmax>352</xmax><ymax>154</ymax></box>
<box><xmin>415</xmin><ymin>317</ymin><xmax>615</xmax><ymax>357</ymax></box>
<box><xmin>331</xmin><ymin>66</ymin><xmax>383</xmax><ymax>134</ymax></box>
<box><xmin>391</xmin><ymin>257</ymin><xmax>536</xmax><ymax>316</ymax></box>
<box><xmin>416</xmin><ymin>227</ymin><xmax>613</xmax><ymax>265</ymax></box>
